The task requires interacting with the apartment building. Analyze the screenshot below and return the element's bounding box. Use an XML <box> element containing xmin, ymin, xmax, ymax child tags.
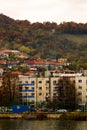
<box><xmin>19</xmin><ymin>75</ymin><xmax>60</xmax><ymax>107</ymax></box>
<box><xmin>59</xmin><ymin>74</ymin><xmax>87</xmax><ymax>108</ymax></box>
<box><xmin>19</xmin><ymin>75</ymin><xmax>36</xmax><ymax>107</ymax></box>
<box><xmin>18</xmin><ymin>74</ymin><xmax>78</xmax><ymax>108</ymax></box>
<box><xmin>0</xmin><ymin>71</ymin><xmax>87</xmax><ymax>110</ymax></box>
<box><xmin>75</xmin><ymin>76</ymin><xmax>87</xmax><ymax>107</ymax></box>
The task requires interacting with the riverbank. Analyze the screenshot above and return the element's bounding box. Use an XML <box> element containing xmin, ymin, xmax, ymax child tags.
<box><xmin>60</xmin><ymin>111</ymin><xmax>87</xmax><ymax>120</ymax></box>
<box><xmin>0</xmin><ymin>113</ymin><xmax>22</xmax><ymax>119</ymax></box>
<box><xmin>0</xmin><ymin>112</ymin><xmax>87</xmax><ymax>120</ymax></box>
<box><xmin>0</xmin><ymin>112</ymin><xmax>62</xmax><ymax>120</ymax></box>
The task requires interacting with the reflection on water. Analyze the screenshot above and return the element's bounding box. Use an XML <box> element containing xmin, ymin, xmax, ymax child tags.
<box><xmin>0</xmin><ymin>119</ymin><xmax>87</xmax><ymax>130</ymax></box>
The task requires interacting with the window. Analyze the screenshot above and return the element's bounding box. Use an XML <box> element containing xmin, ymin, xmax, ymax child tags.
<box><xmin>25</xmin><ymin>87</ymin><xmax>28</xmax><ymax>90</ymax></box>
<box><xmin>46</xmin><ymin>80</ymin><xmax>49</xmax><ymax>83</ymax></box>
<box><xmin>31</xmin><ymin>81</ymin><xmax>35</xmax><ymax>84</ymax></box>
<box><xmin>19</xmin><ymin>87</ymin><xmax>22</xmax><ymax>91</ymax></box>
<box><xmin>25</xmin><ymin>93</ymin><xmax>28</xmax><ymax>96</ymax></box>
<box><xmin>53</xmin><ymin>80</ymin><xmax>56</xmax><ymax>85</ymax></box>
<box><xmin>39</xmin><ymin>87</ymin><xmax>42</xmax><ymax>90</ymax></box>
<box><xmin>32</xmin><ymin>87</ymin><xmax>34</xmax><ymax>90</ymax></box>
<box><xmin>78</xmin><ymin>80</ymin><xmax>82</xmax><ymax>83</ymax></box>
<box><xmin>53</xmin><ymin>93</ymin><xmax>56</xmax><ymax>96</ymax></box>
<box><xmin>39</xmin><ymin>81</ymin><xmax>42</xmax><ymax>83</ymax></box>
<box><xmin>78</xmin><ymin>86</ymin><xmax>82</xmax><ymax>89</ymax></box>
<box><xmin>39</xmin><ymin>93</ymin><xmax>42</xmax><ymax>96</ymax></box>
<box><xmin>31</xmin><ymin>93</ymin><xmax>34</xmax><ymax>96</ymax></box>
<box><xmin>78</xmin><ymin>92</ymin><xmax>82</xmax><ymax>96</ymax></box>
<box><xmin>25</xmin><ymin>81</ymin><xmax>28</xmax><ymax>83</ymax></box>
<box><xmin>19</xmin><ymin>81</ymin><xmax>22</xmax><ymax>83</ymax></box>
<box><xmin>54</xmin><ymin>87</ymin><xmax>57</xmax><ymax>89</ymax></box>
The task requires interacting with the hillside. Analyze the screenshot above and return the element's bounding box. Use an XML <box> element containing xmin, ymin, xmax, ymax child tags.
<box><xmin>0</xmin><ymin>14</ymin><xmax>87</xmax><ymax>64</ymax></box>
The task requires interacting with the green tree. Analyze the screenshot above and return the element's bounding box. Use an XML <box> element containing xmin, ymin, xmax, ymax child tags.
<box><xmin>19</xmin><ymin>45</ymin><xmax>30</xmax><ymax>53</ymax></box>
<box><xmin>8</xmin><ymin>52</ymin><xmax>15</xmax><ymax>60</ymax></box>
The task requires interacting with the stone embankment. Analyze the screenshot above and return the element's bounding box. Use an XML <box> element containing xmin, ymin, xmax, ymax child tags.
<box><xmin>60</xmin><ymin>112</ymin><xmax>87</xmax><ymax>120</ymax></box>
<box><xmin>0</xmin><ymin>112</ymin><xmax>62</xmax><ymax>119</ymax></box>
<box><xmin>0</xmin><ymin>113</ymin><xmax>22</xmax><ymax>119</ymax></box>
<box><xmin>0</xmin><ymin>112</ymin><xmax>87</xmax><ymax>120</ymax></box>
<box><xmin>23</xmin><ymin>112</ymin><xmax>62</xmax><ymax>120</ymax></box>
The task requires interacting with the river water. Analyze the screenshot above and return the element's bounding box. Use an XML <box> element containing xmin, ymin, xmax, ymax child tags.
<box><xmin>0</xmin><ymin>119</ymin><xmax>87</xmax><ymax>130</ymax></box>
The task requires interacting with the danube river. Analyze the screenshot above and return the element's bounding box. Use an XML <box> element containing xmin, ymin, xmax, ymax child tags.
<box><xmin>0</xmin><ymin>119</ymin><xmax>87</xmax><ymax>130</ymax></box>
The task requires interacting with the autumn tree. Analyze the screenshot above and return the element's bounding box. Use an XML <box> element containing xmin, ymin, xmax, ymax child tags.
<box><xmin>57</xmin><ymin>77</ymin><xmax>77</xmax><ymax>111</ymax></box>
<box><xmin>0</xmin><ymin>72</ymin><xmax>19</xmax><ymax>106</ymax></box>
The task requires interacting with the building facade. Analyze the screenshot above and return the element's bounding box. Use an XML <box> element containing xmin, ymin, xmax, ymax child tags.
<box><xmin>1</xmin><ymin>73</ymin><xmax>87</xmax><ymax>109</ymax></box>
<box><xmin>19</xmin><ymin>75</ymin><xmax>60</xmax><ymax>107</ymax></box>
<box><xmin>75</xmin><ymin>76</ymin><xmax>87</xmax><ymax>107</ymax></box>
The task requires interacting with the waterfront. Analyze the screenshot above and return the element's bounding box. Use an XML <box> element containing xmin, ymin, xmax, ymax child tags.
<box><xmin>0</xmin><ymin>119</ymin><xmax>87</xmax><ymax>130</ymax></box>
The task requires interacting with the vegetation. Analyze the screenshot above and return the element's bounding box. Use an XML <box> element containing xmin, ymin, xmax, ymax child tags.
<box><xmin>45</xmin><ymin>77</ymin><xmax>78</xmax><ymax>111</ymax></box>
<box><xmin>57</xmin><ymin>77</ymin><xmax>77</xmax><ymax>111</ymax></box>
<box><xmin>1</xmin><ymin>14</ymin><xmax>87</xmax><ymax>67</ymax></box>
<box><xmin>0</xmin><ymin>72</ymin><xmax>19</xmax><ymax>106</ymax></box>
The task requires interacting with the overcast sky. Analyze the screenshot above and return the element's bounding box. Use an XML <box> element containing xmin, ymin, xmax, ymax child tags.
<box><xmin>0</xmin><ymin>0</ymin><xmax>87</xmax><ymax>23</ymax></box>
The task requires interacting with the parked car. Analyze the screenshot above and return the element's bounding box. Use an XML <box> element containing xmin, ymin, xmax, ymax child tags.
<box><xmin>56</xmin><ymin>109</ymin><xmax>67</xmax><ymax>112</ymax></box>
<box><xmin>75</xmin><ymin>109</ymin><xmax>81</xmax><ymax>112</ymax></box>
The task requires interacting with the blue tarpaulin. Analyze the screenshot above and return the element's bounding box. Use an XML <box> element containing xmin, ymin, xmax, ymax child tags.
<box><xmin>12</xmin><ymin>105</ymin><xmax>30</xmax><ymax>113</ymax></box>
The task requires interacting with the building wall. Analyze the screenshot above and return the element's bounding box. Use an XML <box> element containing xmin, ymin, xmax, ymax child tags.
<box><xmin>50</xmin><ymin>77</ymin><xmax>59</xmax><ymax>101</ymax></box>
<box><xmin>19</xmin><ymin>75</ymin><xmax>87</xmax><ymax>108</ymax></box>
<box><xmin>75</xmin><ymin>76</ymin><xmax>87</xmax><ymax>106</ymax></box>
<box><xmin>19</xmin><ymin>75</ymin><xmax>36</xmax><ymax>107</ymax></box>
<box><xmin>83</xmin><ymin>70</ymin><xmax>87</xmax><ymax>77</ymax></box>
<box><xmin>19</xmin><ymin>76</ymin><xmax>60</xmax><ymax>107</ymax></box>
<box><xmin>36</xmin><ymin>77</ymin><xmax>50</xmax><ymax>107</ymax></box>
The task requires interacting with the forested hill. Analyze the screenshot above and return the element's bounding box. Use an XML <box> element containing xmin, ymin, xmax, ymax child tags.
<box><xmin>1</xmin><ymin>14</ymin><xmax>87</xmax><ymax>63</ymax></box>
